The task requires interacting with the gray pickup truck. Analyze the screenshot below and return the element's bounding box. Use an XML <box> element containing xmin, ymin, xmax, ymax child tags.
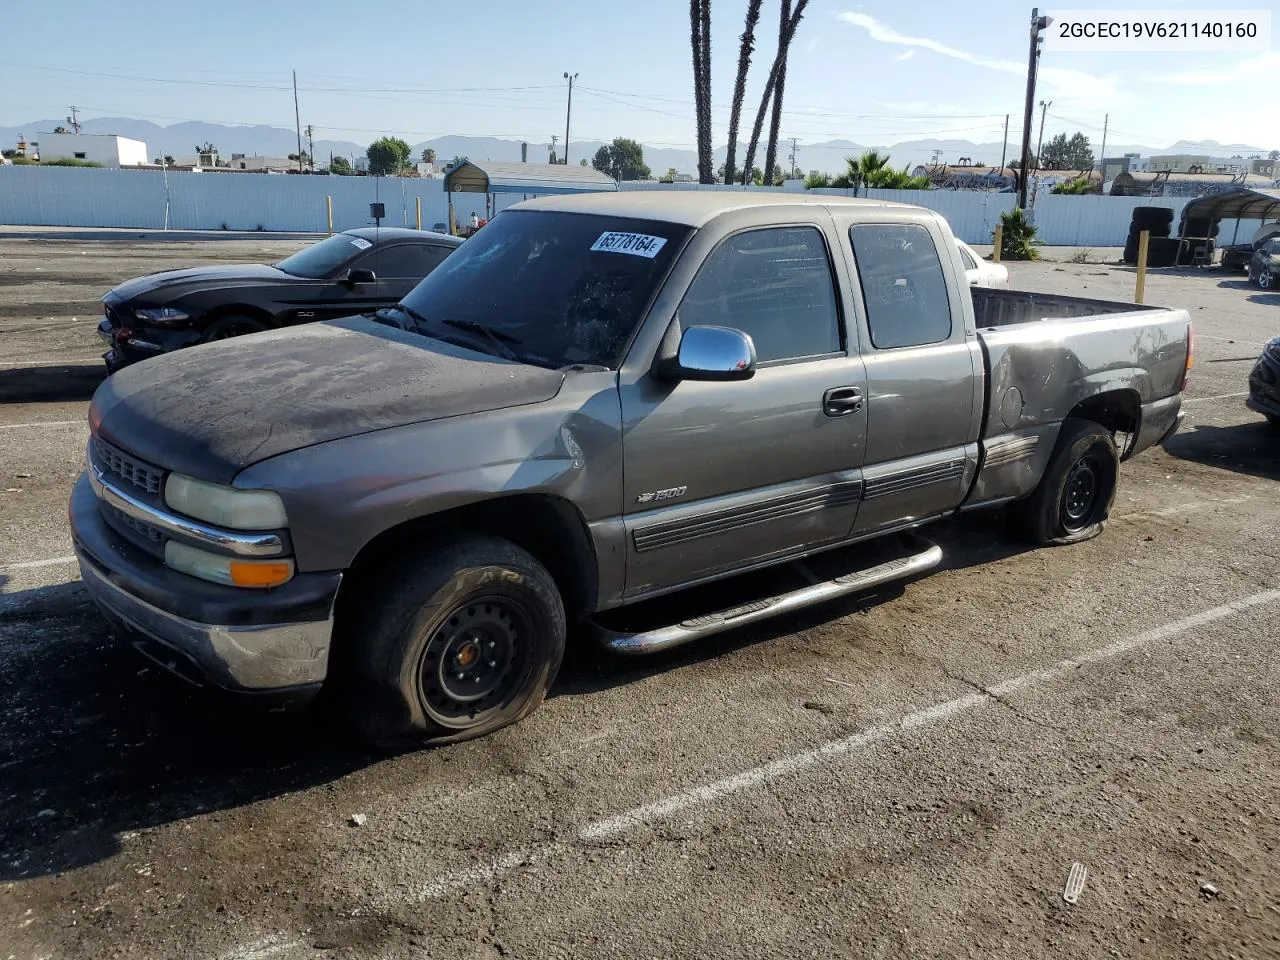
<box><xmin>71</xmin><ymin>193</ymin><xmax>1192</xmax><ymax>746</ymax></box>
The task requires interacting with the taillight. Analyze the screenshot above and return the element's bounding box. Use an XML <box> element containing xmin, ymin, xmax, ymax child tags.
<box><xmin>1181</xmin><ymin>323</ymin><xmax>1194</xmax><ymax>392</ymax></box>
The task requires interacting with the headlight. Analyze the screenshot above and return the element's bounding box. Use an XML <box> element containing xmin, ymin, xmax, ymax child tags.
<box><xmin>133</xmin><ymin>306</ymin><xmax>190</xmax><ymax>326</ymax></box>
<box><xmin>164</xmin><ymin>474</ymin><xmax>288</xmax><ymax>530</ymax></box>
<box><xmin>164</xmin><ymin>541</ymin><xmax>294</xmax><ymax>588</ymax></box>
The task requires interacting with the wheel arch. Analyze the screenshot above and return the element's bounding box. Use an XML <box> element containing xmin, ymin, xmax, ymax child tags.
<box><xmin>334</xmin><ymin>493</ymin><xmax>600</xmax><ymax>631</ymax></box>
<box><xmin>196</xmin><ymin>302</ymin><xmax>279</xmax><ymax>332</ymax></box>
<box><xmin>1067</xmin><ymin>388</ymin><xmax>1141</xmax><ymax>459</ymax></box>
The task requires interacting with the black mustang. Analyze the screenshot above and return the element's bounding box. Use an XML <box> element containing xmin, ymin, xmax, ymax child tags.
<box><xmin>98</xmin><ymin>227</ymin><xmax>463</xmax><ymax>372</ymax></box>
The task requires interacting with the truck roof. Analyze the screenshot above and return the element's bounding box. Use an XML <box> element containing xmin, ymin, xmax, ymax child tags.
<box><xmin>512</xmin><ymin>191</ymin><xmax>919</xmax><ymax>228</ymax></box>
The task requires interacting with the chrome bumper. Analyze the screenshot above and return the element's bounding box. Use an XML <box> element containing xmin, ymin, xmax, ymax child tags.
<box><xmin>76</xmin><ymin>547</ymin><xmax>332</xmax><ymax>691</ymax></box>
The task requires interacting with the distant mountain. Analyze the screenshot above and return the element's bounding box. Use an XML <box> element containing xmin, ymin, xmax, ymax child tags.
<box><xmin>1</xmin><ymin>117</ymin><xmax>1270</xmax><ymax>176</ymax></box>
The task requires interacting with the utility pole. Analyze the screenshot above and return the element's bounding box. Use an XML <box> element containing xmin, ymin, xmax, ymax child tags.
<box><xmin>1035</xmin><ymin>100</ymin><xmax>1052</xmax><ymax>168</ymax></box>
<box><xmin>1018</xmin><ymin>8</ymin><xmax>1053</xmax><ymax>209</ymax></box>
<box><xmin>67</xmin><ymin>106</ymin><xmax>81</xmax><ymax>135</ymax></box>
<box><xmin>304</xmin><ymin>124</ymin><xmax>315</xmax><ymax>171</ymax></box>
<box><xmin>1096</xmin><ymin>113</ymin><xmax>1109</xmax><ymax>182</ymax></box>
<box><xmin>293</xmin><ymin>70</ymin><xmax>304</xmax><ymax>174</ymax></box>
<box><xmin>999</xmin><ymin>114</ymin><xmax>1010</xmax><ymax>172</ymax></box>
<box><xmin>550</xmin><ymin>134</ymin><xmax>559</xmax><ymax>164</ymax></box>
<box><xmin>789</xmin><ymin>137</ymin><xmax>798</xmax><ymax>179</ymax></box>
<box><xmin>562</xmin><ymin>72</ymin><xmax>578</xmax><ymax>165</ymax></box>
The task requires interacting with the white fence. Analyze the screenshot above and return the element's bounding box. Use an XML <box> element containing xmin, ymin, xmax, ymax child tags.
<box><xmin>0</xmin><ymin>165</ymin><xmax>1262</xmax><ymax>248</ymax></box>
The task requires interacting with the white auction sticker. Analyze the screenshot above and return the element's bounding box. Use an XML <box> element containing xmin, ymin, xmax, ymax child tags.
<box><xmin>349</xmin><ymin>237</ymin><xmax>373</xmax><ymax>250</ymax></box>
<box><xmin>590</xmin><ymin>232</ymin><xmax>668</xmax><ymax>258</ymax></box>
<box><xmin>1045</xmin><ymin>10</ymin><xmax>1270</xmax><ymax>51</ymax></box>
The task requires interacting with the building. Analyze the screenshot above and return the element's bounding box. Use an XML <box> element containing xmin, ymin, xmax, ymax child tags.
<box><xmin>1100</xmin><ymin>154</ymin><xmax>1149</xmax><ymax>181</ymax></box>
<box><xmin>1147</xmin><ymin>154</ymin><xmax>1253</xmax><ymax>175</ymax></box>
<box><xmin>35</xmin><ymin>132</ymin><xmax>148</xmax><ymax>167</ymax></box>
<box><xmin>1249</xmin><ymin>156</ymin><xmax>1279</xmax><ymax>178</ymax></box>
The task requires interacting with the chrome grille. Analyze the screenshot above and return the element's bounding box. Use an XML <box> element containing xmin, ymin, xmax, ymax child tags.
<box><xmin>94</xmin><ymin>437</ymin><xmax>164</xmax><ymax>496</ymax></box>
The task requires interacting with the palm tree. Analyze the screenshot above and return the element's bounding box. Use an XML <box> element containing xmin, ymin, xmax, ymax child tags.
<box><xmin>722</xmin><ymin>0</ymin><xmax>763</xmax><ymax>186</ymax></box>
<box><xmin>762</xmin><ymin>0</ymin><xmax>791</xmax><ymax>187</ymax></box>
<box><xmin>423</xmin><ymin>148</ymin><xmax>437</xmax><ymax>166</ymax></box>
<box><xmin>741</xmin><ymin>0</ymin><xmax>810</xmax><ymax>184</ymax></box>
<box><xmin>689</xmin><ymin>0</ymin><xmax>713</xmax><ymax>183</ymax></box>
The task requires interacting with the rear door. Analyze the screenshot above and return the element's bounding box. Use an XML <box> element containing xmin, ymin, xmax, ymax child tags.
<box><xmin>619</xmin><ymin>221</ymin><xmax>869</xmax><ymax>597</ymax></box>
<box><xmin>836</xmin><ymin>217</ymin><xmax>983</xmax><ymax>535</ymax></box>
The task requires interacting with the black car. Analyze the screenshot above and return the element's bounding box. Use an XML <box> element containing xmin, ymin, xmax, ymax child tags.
<box><xmin>98</xmin><ymin>227</ymin><xmax>463</xmax><ymax>372</ymax></box>
<box><xmin>1247</xmin><ymin>237</ymin><xmax>1280</xmax><ymax>290</ymax></box>
<box><xmin>1247</xmin><ymin>336</ymin><xmax>1280</xmax><ymax>431</ymax></box>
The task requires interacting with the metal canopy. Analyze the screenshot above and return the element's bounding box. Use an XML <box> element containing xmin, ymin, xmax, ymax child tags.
<box><xmin>1179</xmin><ymin>187</ymin><xmax>1280</xmax><ymax>224</ymax></box>
<box><xmin>444</xmin><ymin>160</ymin><xmax>617</xmax><ymax>196</ymax></box>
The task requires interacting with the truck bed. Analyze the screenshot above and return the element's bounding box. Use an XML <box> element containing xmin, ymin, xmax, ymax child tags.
<box><xmin>971</xmin><ymin>287</ymin><xmax>1163</xmax><ymax>329</ymax></box>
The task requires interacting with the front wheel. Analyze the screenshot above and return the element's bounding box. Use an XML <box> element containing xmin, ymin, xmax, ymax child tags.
<box><xmin>1258</xmin><ymin>269</ymin><xmax>1274</xmax><ymax>290</ymax></box>
<box><xmin>346</xmin><ymin>535</ymin><xmax>566</xmax><ymax>750</ymax></box>
<box><xmin>1007</xmin><ymin>419</ymin><xmax>1119</xmax><ymax>546</ymax></box>
<box><xmin>199</xmin><ymin>314</ymin><xmax>268</xmax><ymax>342</ymax></box>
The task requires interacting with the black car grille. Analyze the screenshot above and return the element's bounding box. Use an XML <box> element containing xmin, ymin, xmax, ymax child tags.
<box><xmin>94</xmin><ymin>437</ymin><xmax>164</xmax><ymax>497</ymax></box>
<box><xmin>103</xmin><ymin>503</ymin><xmax>166</xmax><ymax>556</ymax></box>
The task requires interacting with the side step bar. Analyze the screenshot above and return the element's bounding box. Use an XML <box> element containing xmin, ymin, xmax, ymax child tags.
<box><xmin>597</xmin><ymin>536</ymin><xmax>943</xmax><ymax>655</ymax></box>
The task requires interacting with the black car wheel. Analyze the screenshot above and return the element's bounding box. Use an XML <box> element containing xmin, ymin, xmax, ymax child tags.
<box><xmin>1258</xmin><ymin>269</ymin><xmax>1274</xmax><ymax>290</ymax></box>
<box><xmin>1008</xmin><ymin>418</ymin><xmax>1119</xmax><ymax>546</ymax></box>
<box><xmin>200</xmin><ymin>314</ymin><xmax>268</xmax><ymax>342</ymax></box>
<box><xmin>345</xmin><ymin>535</ymin><xmax>566</xmax><ymax>750</ymax></box>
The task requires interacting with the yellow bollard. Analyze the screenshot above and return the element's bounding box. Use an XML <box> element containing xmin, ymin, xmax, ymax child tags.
<box><xmin>415</xmin><ymin>196</ymin><xmax>422</xmax><ymax>231</ymax></box>
<box><xmin>992</xmin><ymin>224</ymin><xmax>1003</xmax><ymax>263</ymax></box>
<box><xmin>325</xmin><ymin>195</ymin><xmax>333</xmax><ymax>235</ymax></box>
<box><xmin>1135</xmin><ymin>229</ymin><xmax>1150</xmax><ymax>304</ymax></box>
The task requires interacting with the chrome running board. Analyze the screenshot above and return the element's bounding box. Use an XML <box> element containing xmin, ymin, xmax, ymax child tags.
<box><xmin>596</xmin><ymin>536</ymin><xmax>943</xmax><ymax>655</ymax></box>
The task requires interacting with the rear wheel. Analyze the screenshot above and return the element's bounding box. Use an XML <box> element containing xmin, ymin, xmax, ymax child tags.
<box><xmin>200</xmin><ymin>314</ymin><xmax>268</xmax><ymax>342</ymax></box>
<box><xmin>1258</xmin><ymin>269</ymin><xmax>1274</xmax><ymax>290</ymax></box>
<box><xmin>1008</xmin><ymin>419</ymin><xmax>1119</xmax><ymax>546</ymax></box>
<box><xmin>345</xmin><ymin>535</ymin><xmax>565</xmax><ymax>750</ymax></box>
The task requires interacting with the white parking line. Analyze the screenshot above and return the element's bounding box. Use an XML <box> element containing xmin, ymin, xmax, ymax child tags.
<box><xmin>1183</xmin><ymin>392</ymin><xmax>1250</xmax><ymax>404</ymax></box>
<box><xmin>0</xmin><ymin>358</ymin><xmax>102</xmax><ymax>368</ymax></box>
<box><xmin>385</xmin><ymin>587</ymin><xmax>1280</xmax><ymax>905</ymax></box>
<box><xmin>0</xmin><ymin>555</ymin><xmax>76</xmax><ymax>572</ymax></box>
<box><xmin>0</xmin><ymin>420</ymin><xmax>87</xmax><ymax>430</ymax></box>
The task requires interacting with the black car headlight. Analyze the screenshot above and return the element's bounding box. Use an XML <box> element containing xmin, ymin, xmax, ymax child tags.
<box><xmin>133</xmin><ymin>306</ymin><xmax>190</xmax><ymax>326</ymax></box>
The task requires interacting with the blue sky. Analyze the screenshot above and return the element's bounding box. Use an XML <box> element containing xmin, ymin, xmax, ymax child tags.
<box><xmin>3</xmin><ymin>0</ymin><xmax>1277</xmax><ymax>150</ymax></box>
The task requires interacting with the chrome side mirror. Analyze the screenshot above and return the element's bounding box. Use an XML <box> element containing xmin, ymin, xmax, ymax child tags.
<box><xmin>654</xmin><ymin>324</ymin><xmax>757</xmax><ymax>382</ymax></box>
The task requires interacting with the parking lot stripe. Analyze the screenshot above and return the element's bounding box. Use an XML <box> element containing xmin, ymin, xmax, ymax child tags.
<box><xmin>395</xmin><ymin>587</ymin><xmax>1280</xmax><ymax>904</ymax></box>
<box><xmin>0</xmin><ymin>420</ymin><xmax>88</xmax><ymax>430</ymax></box>
<box><xmin>0</xmin><ymin>556</ymin><xmax>76</xmax><ymax>571</ymax></box>
<box><xmin>0</xmin><ymin>358</ymin><xmax>102</xmax><ymax>368</ymax></box>
<box><xmin>1182</xmin><ymin>392</ymin><xmax>1250</xmax><ymax>404</ymax></box>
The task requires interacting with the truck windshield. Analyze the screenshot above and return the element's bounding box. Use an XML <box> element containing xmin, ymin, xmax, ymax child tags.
<box><xmin>397</xmin><ymin>210</ymin><xmax>690</xmax><ymax>369</ymax></box>
<box><xmin>277</xmin><ymin>233</ymin><xmax>371</xmax><ymax>278</ymax></box>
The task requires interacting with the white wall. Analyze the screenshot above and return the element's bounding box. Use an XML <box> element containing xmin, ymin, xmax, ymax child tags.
<box><xmin>0</xmin><ymin>166</ymin><xmax>1241</xmax><ymax>248</ymax></box>
<box><xmin>35</xmin><ymin>133</ymin><xmax>147</xmax><ymax>168</ymax></box>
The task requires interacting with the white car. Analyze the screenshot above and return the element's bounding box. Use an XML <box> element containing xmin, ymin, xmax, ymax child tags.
<box><xmin>957</xmin><ymin>239</ymin><xmax>1009</xmax><ymax>287</ymax></box>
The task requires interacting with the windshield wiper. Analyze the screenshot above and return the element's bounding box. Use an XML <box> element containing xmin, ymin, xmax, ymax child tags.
<box><xmin>440</xmin><ymin>317</ymin><xmax>521</xmax><ymax>361</ymax></box>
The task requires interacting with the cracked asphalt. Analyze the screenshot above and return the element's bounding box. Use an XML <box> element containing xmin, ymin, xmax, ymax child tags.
<box><xmin>1</xmin><ymin>231</ymin><xmax>1278</xmax><ymax>960</ymax></box>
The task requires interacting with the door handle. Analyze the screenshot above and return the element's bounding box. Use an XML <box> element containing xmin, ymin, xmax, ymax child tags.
<box><xmin>822</xmin><ymin>386</ymin><xmax>864</xmax><ymax>417</ymax></box>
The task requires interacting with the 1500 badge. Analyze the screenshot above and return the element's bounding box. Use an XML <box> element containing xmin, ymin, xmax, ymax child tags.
<box><xmin>636</xmin><ymin>485</ymin><xmax>687</xmax><ymax>504</ymax></box>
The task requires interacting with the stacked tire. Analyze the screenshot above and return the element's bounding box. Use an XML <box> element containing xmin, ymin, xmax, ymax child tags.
<box><xmin>1122</xmin><ymin>206</ymin><xmax>1174</xmax><ymax>264</ymax></box>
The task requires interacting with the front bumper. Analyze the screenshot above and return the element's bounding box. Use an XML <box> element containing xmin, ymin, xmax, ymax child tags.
<box><xmin>97</xmin><ymin>310</ymin><xmax>200</xmax><ymax>373</ymax></box>
<box><xmin>70</xmin><ymin>473</ymin><xmax>341</xmax><ymax>696</ymax></box>
<box><xmin>1247</xmin><ymin>350</ymin><xmax>1280</xmax><ymax>418</ymax></box>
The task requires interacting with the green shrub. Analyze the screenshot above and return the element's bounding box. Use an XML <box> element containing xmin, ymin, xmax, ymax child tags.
<box><xmin>997</xmin><ymin>207</ymin><xmax>1041</xmax><ymax>261</ymax></box>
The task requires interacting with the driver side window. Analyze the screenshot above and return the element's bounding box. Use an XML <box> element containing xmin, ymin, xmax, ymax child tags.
<box><xmin>677</xmin><ymin>226</ymin><xmax>842</xmax><ymax>363</ymax></box>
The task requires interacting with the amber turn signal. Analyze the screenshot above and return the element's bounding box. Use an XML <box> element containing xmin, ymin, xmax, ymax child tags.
<box><xmin>229</xmin><ymin>559</ymin><xmax>295</xmax><ymax>588</ymax></box>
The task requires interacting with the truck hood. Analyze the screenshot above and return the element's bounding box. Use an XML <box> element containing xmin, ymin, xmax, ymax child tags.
<box><xmin>92</xmin><ymin>317</ymin><xmax>567</xmax><ymax>483</ymax></box>
<box><xmin>108</xmin><ymin>264</ymin><xmax>292</xmax><ymax>302</ymax></box>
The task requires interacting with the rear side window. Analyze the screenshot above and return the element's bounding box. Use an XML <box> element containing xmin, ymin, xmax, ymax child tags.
<box><xmin>678</xmin><ymin>226</ymin><xmax>841</xmax><ymax>363</ymax></box>
<box><xmin>957</xmin><ymin>243</ymin><xmax>977</xmax><ymax>270</ymax></box>
<box><xmin>375</xmin><ymin>243</ymin><xmax>452</xmax><ymax>279</ymax></box>
<box><xmin>849</xmin><ymin>224</ymin><xmax>953</xmax><ymax>350</ymax></box>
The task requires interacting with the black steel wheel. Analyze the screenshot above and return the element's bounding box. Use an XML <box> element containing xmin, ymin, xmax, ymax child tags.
<box><xmin>417</xmin><ymin>595</ymin><xmax>537</xmax><ymax>729</ymax></box>
<box><xmin>343</xmin><ymin>534</ymin><xmax>565</xmax><ymax>749</ymax></box>
<box><xmin>1008</xmin><ymin>418</ymin><xmax>1119</xmax><ymax>546</ymax></box>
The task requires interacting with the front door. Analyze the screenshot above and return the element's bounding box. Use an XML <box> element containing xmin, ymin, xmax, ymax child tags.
<box><xmin>371</xmin><ymin>241</ymin><xmax>454</xmax><ymax>304</ymax></box>
<box><xmin>619</xmin><ymin>224</ymin><xmax>868</xmax><ymax>598</ymax></box>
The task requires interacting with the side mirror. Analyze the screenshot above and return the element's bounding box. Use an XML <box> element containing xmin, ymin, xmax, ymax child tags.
<box><xmin>345</xmin><ymin>267</ymin><xmax>376</xmax><ymax>286</ymax></box>
<box><xmin>654</xmin><ymin>324</ymin><xmax>756</xmax><ymax>382</ymax></box>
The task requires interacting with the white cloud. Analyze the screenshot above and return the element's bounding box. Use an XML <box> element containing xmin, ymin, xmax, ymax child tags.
<box><xmin>1154</xmin><ymin>52</ymin><xmax>1280</xmax><ymax>86</ymax></box>
<box><xmin>838</xmin><ymin>12</ymin><xmax>1119</xmax><ymax>102</ymax></box>
<box><xmin>806</xmin><ymin>37</ymin><xmax>820</xmax><ymax>53</ymax></box>
<box><xmin>894</xmin><ymin>50</ymin><xmax>915</xmax><ymax>62</ymax></box>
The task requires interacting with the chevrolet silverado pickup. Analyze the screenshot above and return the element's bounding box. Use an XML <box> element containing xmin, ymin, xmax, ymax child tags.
<box><xmin>71</xmin><ymin>193</ymin><xmax>1193</xmax><ymax>747</ymax></box>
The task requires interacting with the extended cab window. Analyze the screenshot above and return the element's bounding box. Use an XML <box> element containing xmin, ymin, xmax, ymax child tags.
<box><xmin>678</xmin><ymin>226</ymin><xmax>841</xmax><ymax>362</ymax></box>
<box><xmin>849</xmin><ymin>224</ymin><xmax>953</xmax><ymax>350</ymax></box>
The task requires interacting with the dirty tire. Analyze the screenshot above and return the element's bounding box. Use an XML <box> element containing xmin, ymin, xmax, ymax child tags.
<box><xmin>200</xmin><ymin>314</ymin><xmax>268</xmax><ymax>342</ymax></box>
<box><xmin>1267</xmin><ymin>414</ymin><xmax>1280</xmax><ymax>432</ymax></box>
<box><xmin>346</xmin><ymin>535</ymin><xmax>565</xmax><ymax>750</ymax></box>
<box><xmin>1008</xmin><ymin>418</ymin><xmax>1119</xmax><ymax>546</ymax></box>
